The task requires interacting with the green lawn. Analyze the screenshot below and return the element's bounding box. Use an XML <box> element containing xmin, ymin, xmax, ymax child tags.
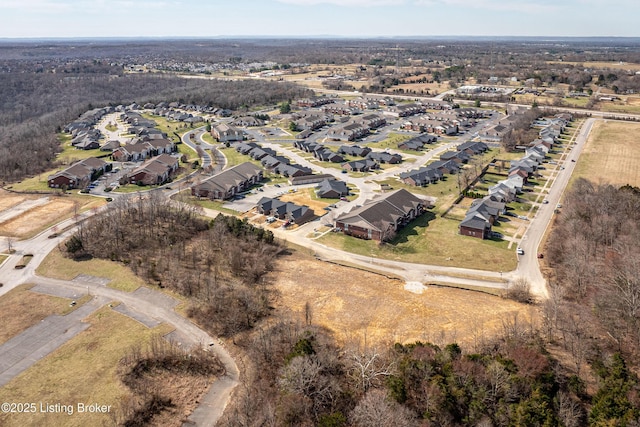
<box><xmin>318</xmin><ymin>214</ymin><xmax>516</xmax><ymax>272</ymax></box>
<box><xmin>36</xmin><ymin>246</ymin><xmax>147</xmax><ymax>292</ymax></box>
<box><xmin>218</xmin><ymin>146</ymin><xmax>263</xmax><ymax>168</ymax></box>
<box><xmin>363</xmin><ymin>132</ymin><xmax>413</xmax><ymax>151</ymax></box>
<box><xmin>201</xmin><ymin>132</ymin><xmax>216</xmax><ymax>144</ymax></box>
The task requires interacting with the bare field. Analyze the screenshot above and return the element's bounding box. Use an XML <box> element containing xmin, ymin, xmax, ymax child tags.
<box><xmin>572</xmin><ymin>120</ymin><xmax>640</xmax><ymax>187</ymax></box>
<box><xmin>278</xmin><ymin>189</ymin><xmax>330</xmax><ymax>218</ymax></box>
<box><xmin>0</xmin><ymin>190</ymin><xmax>29</xmax><ymax>211</ymax></box>
<box><xmin>274</xmin><ymin>251</ymin><xmax>533</xmax><ymax>348</ymax></box>
<box><xmin>0</xmin><ymin>198</ymin><xmax>77</xmax><ymax>238</ymax></box>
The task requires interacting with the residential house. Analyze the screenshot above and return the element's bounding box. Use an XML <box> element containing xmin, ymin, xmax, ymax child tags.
<box><xmin>338</xmin><ymin>145</ymin><xmax>371</xmax><ymax>157</ymax></box>
<box><xmin>457</xmin><ymin>141</ymin><xmax>488</xmax><ymax>155</ymax></box>
<box><xmin>128</xmin><ymin>154</ymin><xmax>179</xmax><ymax>186</ymax></box>
<box><xmin>440</xmin><ymin>151</ymin><xmax>470</xmax><ymax>164</ymax></box>
<box><xmin>112</xmin><ymin>142</ymin><xmax>152</xmax><ymax>162</ymax></box>
<box><xmin>342</xmin><ymin>159</ymin><xmax>379</xmax><ymax>172</ymax></box>
<box><xmin>314</xmin><ymin>147</ymin><xmax>345</xmax><ymax>163</ymax></box>
<box><xmin>366</xmin><ymin>151</ymin><xmax>402</xmax><ymax>164</ymax></box>
<box><xmin>47</xmin><ymin>157</ymin><xmax>108</xmax><ymax>189</ymax></box>
<box><xmin>326</xmin><ymin>121</ymin><xmax>369</xmax><ymax>141</ymax></box>
<box><xmin>191</xmin><ymin>162</ymin><xmax>263</xmax><ymax>200</ymax></box>
<box><xmin>334</xmin><ymin>189</ymin><xmax>430</xmax><ymax>241</ymax></box>
<box><xmin>316</xmin><ymin>179</ymin><xmax>349</xmax><ymax>198</ymax></box>
<box><xmin>256</xmin><ymin>198</ymin><xmax>315</xmax><ymax>225</ymax></box>
<box><xmin>399</xmin><ymin>167</ymin><xmax>443</xmax><ymax>186</ymax></box>
<box><xmin>459</xmin><ymin>195</ymin><xmax>505</xmax><ymax>239</ymax></box>
<box><xmin>275</xmin><ymin>164</ymin><xmax>313</xmax><ymax>177</ymax></box>
<box><xmin>212</xmin><ymin>123</ymin><xmax>244</xmax><ymax>143</ymax></box>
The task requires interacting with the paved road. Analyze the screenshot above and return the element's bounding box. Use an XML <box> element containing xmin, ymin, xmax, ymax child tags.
<box><xmin>514</xmin><ymin>118</ymin><xmax>595</xmax><ymax>297</ymax></box>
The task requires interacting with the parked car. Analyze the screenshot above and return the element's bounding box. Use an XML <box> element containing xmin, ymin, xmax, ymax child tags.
<box><xmin>537</xmin><ymin>253</ymin><xmax>544</xmax><ymax>259</ymax></box>
<box><xmin>542</xmin><ymin>199</ymin><xmax>549</xmax><ymax>204</ymax></box>
<box><xmin>517</xmin><ymin>247</ymin><xmax>525</xmax><ymax>255</ymax></box>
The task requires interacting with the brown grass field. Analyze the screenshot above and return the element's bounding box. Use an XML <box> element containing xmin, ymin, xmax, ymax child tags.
<box><xmin>0</xmin><ymin>198</ymin><xmax>77</xmax><ymax>238</ymax></box>
<box><xmin>0</xmin><ymin>194</ymin><xmax>104</xmax><ymax>239</ymax></box>
<box><xmin>0</xmin><ymin>191</ymin><xmax>30</xmax><ymax>211</ymax></box>
<box><xmin>273</xmin><ymin>251</ymin><xmax>533</xmax><ymax>348</ymax></box>
<box><xmin>572</xmin><ymin>120</ymin><xmax>640</xmax><ymax>188</ymax></box>
<box><xmin>36</xmin><ymin>246</ymin><xmax>147</xmax><ymax>292</ymax></box>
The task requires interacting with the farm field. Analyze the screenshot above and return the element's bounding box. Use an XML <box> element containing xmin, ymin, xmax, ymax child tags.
<box><xmin>571</xmin><ymin>120</ymin><xmax>640</xmax><ymax>187</ymax></box>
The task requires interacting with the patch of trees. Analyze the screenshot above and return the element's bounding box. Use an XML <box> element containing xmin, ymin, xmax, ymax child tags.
<box><xmin>547</xmin><ymin>180</ymin><xmax>640</xmax><ymax>358</ymax></box>
<box><xmin>116</xmin><ymin>336</ymin><xmax>224</xmax><ymax>426</ymax></box>
<box><xmin>221</xmin><ymin>310</ymin><xmax>623</xmax><ymax>427</ymax></box>
<box><xmin>66</xmin><ymin>193</ymin><xmax>282</xmax><ymax>337</ymax></box>
<box><xmin>501</xmin><ymin>108</ymin><xmax>544</xmax><ymax>152</ymax></box>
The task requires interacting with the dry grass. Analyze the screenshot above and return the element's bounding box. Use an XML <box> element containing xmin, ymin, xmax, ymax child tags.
<box><xmin>0</xmin><ymin>191</ymin><xmax>29</xmax><ymax>211</ymax></box>
<box><xmin>0</xmin><ymin>199</ymin><xmax>76</xmax><ymax>237</ymax></box>
<box><xmin>278</xmin><ymin>189</ymin><xmax>330</xmax><ymax>218</ymax></box>
<box><xmin>571</xmin><ymin>120</ymin><xmax>640</xmax><ymax>188</ymax></box>
<box><xmin>0</xmin><ymin>307</ymin><xmax>173</xmax><ymax>427</ymax></box>
<box><xmin>36</xmin><ymin>246</ymin><xmax>147</xmax><ymax>292</ymax></box>
<box><xmin>273</xmin><ymin>251</ymin><xmax>533</xmax><ymax>348</ymax></box>
<box><xmin>0</xmin><ymin>193</ymin><xmax>104</xmax><ymax>239</ymax></box>
<box><xmin>0</xmin><ymin>284</ymin><xmax>72</xmax><ymax>345</ymax></box>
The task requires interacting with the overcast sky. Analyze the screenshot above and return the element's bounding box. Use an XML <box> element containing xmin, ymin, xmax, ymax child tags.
<box><xmin>0</xmin><ymin>0</ymin><xmax>637</xmax><ymax>39</ymax></box>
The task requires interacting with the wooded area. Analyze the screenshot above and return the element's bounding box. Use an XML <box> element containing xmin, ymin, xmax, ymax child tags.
<box><xmin>0</xmin><ymin>61</ymin><xmax>310</xmax><ymax>183</ymax></box>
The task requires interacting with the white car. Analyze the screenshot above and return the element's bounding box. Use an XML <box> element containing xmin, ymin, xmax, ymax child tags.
<box><xmin>517</xmin><ymin>247</ymin><xmax>525</xmax><ymax>255</ymax></box>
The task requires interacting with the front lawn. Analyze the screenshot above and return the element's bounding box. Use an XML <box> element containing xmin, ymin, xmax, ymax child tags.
<box><xmin>319</xmin><ymin>214</ymin><xmax>515</xmax><ymax>272</ymax></box>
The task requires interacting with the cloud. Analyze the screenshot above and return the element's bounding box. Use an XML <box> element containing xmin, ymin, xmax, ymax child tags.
<box><xmin>0</xmin><ymin>0</ymin><xmax>74</xmax><ymax>12</ymax></box>
<box><xmin>415</xmin><ymin>0</ymin><xmax>559</xmax><ymax>13</ymax></box>
<box><xmin>277</xmin><ymin>0</ymin><xmax>406</xmax><ymax>6</ymax></box>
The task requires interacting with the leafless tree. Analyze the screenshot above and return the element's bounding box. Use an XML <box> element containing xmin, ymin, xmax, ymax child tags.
<box><xmin>350</xmin><ymin>389</ymin><xmax>418</xmax><ymax>427</ymax></box>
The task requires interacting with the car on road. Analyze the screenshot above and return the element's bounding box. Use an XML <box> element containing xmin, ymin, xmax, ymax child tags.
<box><xmin>274</xmin><ymin>184</ymin><xmax>281</xmax><ymax>187</ymax></box>
<box><xmin>571</xmin><ymin>159</ymin><xmax>576</xmax><ymax>162</ymax></box>
<box><xmin>542</xmin><ymin>199</ymin><xmax>549</xmax><ymax>204</ymax></box>
<box><xmin>517</xmin><ymin>247</ymin><xmax>525</xmax><ymax>255</ymax></box>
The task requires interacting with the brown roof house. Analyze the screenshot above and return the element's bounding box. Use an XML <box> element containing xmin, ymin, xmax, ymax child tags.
<box><xmin>191</xmin><ymin>162</ymin><xmax>263</xmax><ymax>199</ymax></box>
<box><xmin>48</xmin><ymin>158</ymin><xmax>108</xmax><ymax>189</ymax></box>
<box><xmin>334</xmin><ymin>189</ymin><xmax>430</xmax><ymax>241</ymax></box>
<box><xmin>212</xmin><ymin>124</ymin><xmax>244</xmax><ymax>143</ymax></box>
<box><xmin>128</xmin><ymin>154</ymin><xmax>179</xmax><ymax>186</ymax></box>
